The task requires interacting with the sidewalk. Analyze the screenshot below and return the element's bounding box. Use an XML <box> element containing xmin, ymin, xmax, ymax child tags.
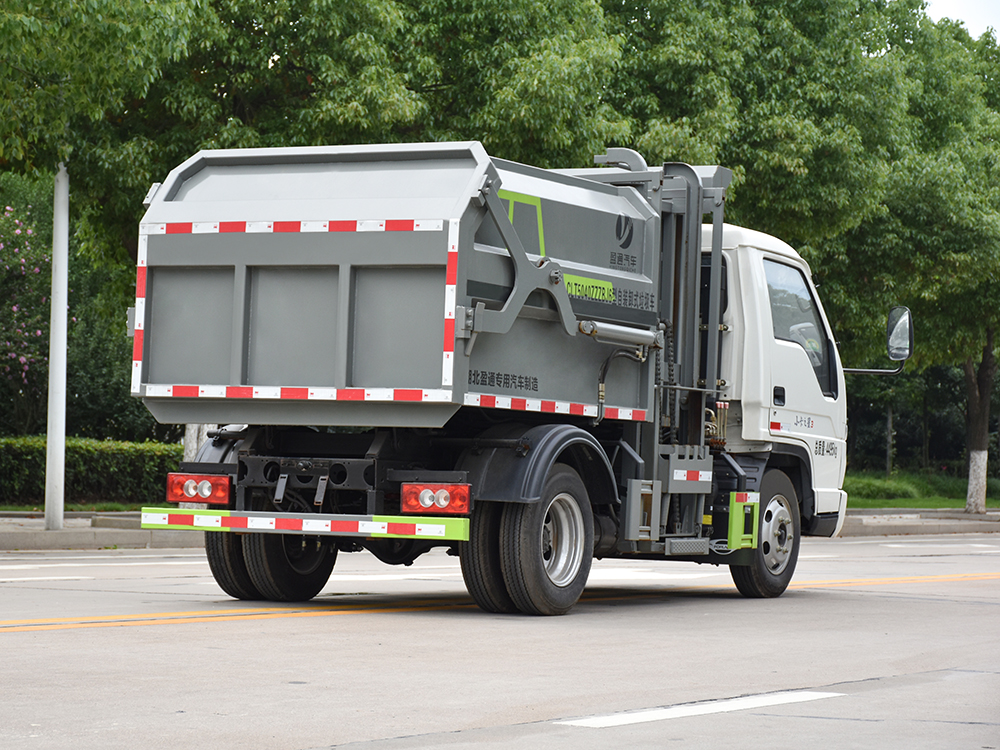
<box><xmin>839</xmin><ymin>507</ymin><xmax>1000</xmax><ymax>537</ymax></box>
<box><xmin>0</xmin><ymin>512</ymin><xmax>203</xmax><ymax>551</ymax></box>
<box><xmin>1</xmin><ymin>507</ymin><xmax>998</xmax><ymax>551</ymax></box>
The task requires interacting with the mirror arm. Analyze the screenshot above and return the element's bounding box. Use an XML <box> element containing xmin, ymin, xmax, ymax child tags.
<box><xmin>844</xmin><ymin>361</ymin><xmax>905</xmax><ymax>376</ymax></box>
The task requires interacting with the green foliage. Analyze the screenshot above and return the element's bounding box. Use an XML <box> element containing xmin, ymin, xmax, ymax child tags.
<box><xmin>844</xmin><ymin>469</ymin><xmax>1000</xmax><ymax>505</ymax></box>
<box><xmin>0</xmin><ymin>171</ymin><xmax>175</xmax><ymax>441</ymax></box>
<box><xmin>0</xmin><ymin>0</ymin><xmax>207</xmax><ymax>169</ymax></box>
<box><xmin>844</xmin><ymin>474</ymin><xmax>920</xmax><ymax>500</ymax></box>
<box><xmin>64</xmin><ymin>254</ymin><xmax>183</xmax><ymax>442</ymax></box>
<box><xmin>824</xmin><ymin>16</ymin><xmax>1000</xmax><ymax>364</ymax></box>
<box><xmin>412</xmin><ymin>0</ymin><xmax>627</xmax><ymax>166</ymax></box>
<box><xmin>2</xmin><ymin>0</ymin><xmax>1000</xmax><ymax>479</ymax></box>
<box><xmin>605</xmin><ymin>0</ymin><xmax>910</xmax><ymax>250</ymax></box>
<box><xmin>0</xmin><ymin>436</ymin><xmax>182</xmax><ymax>505</ymax></box>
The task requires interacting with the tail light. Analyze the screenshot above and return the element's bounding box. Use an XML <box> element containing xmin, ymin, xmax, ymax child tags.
<box><xmin>166</xmin><ymin>473</ymin><xmax>230</xmax><ymax>505</ymax></box>
<box><xmin>400</xmin><ymin>484</ymin><xmax>470</xmax><ymax>515</ymax></box>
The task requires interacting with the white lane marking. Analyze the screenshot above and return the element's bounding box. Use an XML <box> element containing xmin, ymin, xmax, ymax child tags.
<box><xmin>881</xmin><ymin>543</ymin><xmax>997</xmax><ymax>548</ymax></box>
<box><xmin>0</xmin><ymin>561</ymin><xmax>208</xmax><ymax>571</ymax></box>
<box><xmin>0</xmin><ymin>576</ymin><xmax>96</xmax><ymax>582</ymax></box>
<box><xmin>327</xmin><ymin>573</ymin><xmax>464</xmax><ymax>582</ymax></box>
<box><xmin>197</xmin><ymin>572</ymin><xmax>466</xmax><ymax>585</ymax></box>
<box><xmin>555</xmin><ymin>690</ymin><xmax>845</xmax><ymax>728</ymax></box>
<box><xmin>586</xmin><ymin>569</ymin><xmax>721</xmax><ymax>581</ymax></box>
<box><xmin>0</xmin><ymin>553</ymin><xmax>204</xmax><ymax>560</ymax></box>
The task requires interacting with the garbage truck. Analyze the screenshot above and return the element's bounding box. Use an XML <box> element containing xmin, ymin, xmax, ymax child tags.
<box><xmin>133</xmin><ymin>141</ymin><xmax>912</xmax><ymax>614</ymax></box>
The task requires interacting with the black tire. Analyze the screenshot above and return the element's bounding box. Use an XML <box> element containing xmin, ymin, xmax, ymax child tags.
<box><xmin>500</xmin><ymin>464</ymin><xmax>594</xmax><ymax>616</ymax></box>
<box><xmin>243</xmin><ymin>533</ymin><xmax>337</xmax><ymax>602</ymax></box>
<box><xmin>730</xmin><ymin>469</ymin><xmax>800</xmax><ymax>598</ymax></box>
<box><xmin>460</xmin><ymin>501</ymin><xmax>519</xmax><ymax>614</ymax></box>
<box><xmin>194</xmin><ymin>435</ymin><xmax>262</xmax><ymax>599</ymax></box>
<box><xmin>205</xmin><ymin>531</ymin><xmax>263</xmax><ymax>600</ymax></box>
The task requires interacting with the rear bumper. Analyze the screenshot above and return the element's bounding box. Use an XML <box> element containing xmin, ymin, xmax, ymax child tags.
<box><xmin>141</xmin><ymin>507</ymin><xmax>469</xmax><ymax>541</ymax></box>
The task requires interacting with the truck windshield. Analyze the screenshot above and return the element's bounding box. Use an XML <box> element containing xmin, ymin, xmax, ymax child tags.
<box><xmin>763</xmin><ymin>259</ymin><xmax>837</xmax><ymax>398</ymax></box>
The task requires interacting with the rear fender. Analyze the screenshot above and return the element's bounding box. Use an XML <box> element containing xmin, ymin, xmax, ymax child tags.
<box><xmin>459</xmin><ymin>423</ymin><xmax>617</xmax><ymax>506</ymax></box>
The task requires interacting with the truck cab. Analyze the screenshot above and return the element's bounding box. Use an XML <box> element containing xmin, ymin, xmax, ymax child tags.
<box><xmin>717</xmin><ymin>225</ymin><xmax>848</xmax><ymax>537</ymax></box>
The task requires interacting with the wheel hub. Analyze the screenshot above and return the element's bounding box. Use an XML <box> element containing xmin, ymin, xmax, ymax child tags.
<box><xmin>540</xmin><ymin>493</ymin><xmax>585</xmax><ymax>588</ymax></box>
<box><xmin>760</xmin><ymin>494</ymin><xmax>794</xmax><ymax>575</ymax></box>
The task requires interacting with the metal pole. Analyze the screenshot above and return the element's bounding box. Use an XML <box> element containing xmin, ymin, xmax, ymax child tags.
<box><xmin>44</xmin><ymin>163</ymin><xmax>69</xmax><ymax>530</ymax></box>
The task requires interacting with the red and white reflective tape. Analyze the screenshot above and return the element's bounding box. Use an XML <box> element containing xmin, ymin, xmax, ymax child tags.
<box><xmin>731</xmin><ymin>492</ymin><xmax>759</xmax><ymax>504</ymax></box>
<box><xmin>672</xmin><ymin>469</ymin><xmax>713</xmax><ymax>482</ymax></box>
<box><xmin>442</xmin><ymin>219</ymin><xmax>459</xmax><ymax>387</ymax></box>
<box><xmin>142</xmin><ymin>385</ymin><xmax>453</xmax><ymax>402</ymax></box>
<box><xmin>131</xmin><ymin>232</ymin><xmax>149</xmax><ymax>394</ymax></box>
<box><xmin>131</xmin><ymin>218</ymin><xmax>451</xmax><ymax>396</ymax></box>
<box><xmin>139</xmin><ymin>219</ymin><xmax>445</xmax><ymax>235</ymax></box>
<box><xmin>770</xmin><ymin>421</ymin><xmax>791</xmax><ymax>433</ymax></box>
<box><xmin>463</xmin><ymin>392</ymin><xmax>648</xmax><ymax>422</ymax></box>
<box><xmin>141</xmin><ymin>509</ymin><xmax>468</xmax><ymax>541</ymax></box>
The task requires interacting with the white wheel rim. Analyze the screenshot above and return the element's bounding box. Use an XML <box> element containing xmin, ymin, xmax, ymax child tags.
<box><xmin>540</xmin><ymin>493</ymin><xmax>585</xmax><ymax>587</ymax></box>
<box><xmin>760</xmin><ymin>494</ymin><xmax>794</xmax><ymax>575</ymax></box>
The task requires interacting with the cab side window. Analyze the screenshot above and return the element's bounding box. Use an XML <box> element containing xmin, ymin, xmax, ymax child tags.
<box><xmin>763</xmin><ymin>259</ymin><xmax>837</xmax><ymax>398</ymax></box>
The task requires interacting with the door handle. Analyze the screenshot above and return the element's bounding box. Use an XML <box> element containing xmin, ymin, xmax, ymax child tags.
<box><xmin>773</xmin><ymin>386</ymin><xmax>786</xmax><ymax>406</ymax></box>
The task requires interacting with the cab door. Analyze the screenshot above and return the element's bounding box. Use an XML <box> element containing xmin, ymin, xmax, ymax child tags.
<box><xmin>762</xmin><ymin>258</ymin><xmax>846</xmax><ymax>513</ymax></box>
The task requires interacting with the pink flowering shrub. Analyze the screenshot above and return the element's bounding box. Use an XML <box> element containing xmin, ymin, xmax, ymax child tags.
<box><xmin>1</xmin><ymin>204</ymin><xmax>50</xmax><ymax>433</ymax></box>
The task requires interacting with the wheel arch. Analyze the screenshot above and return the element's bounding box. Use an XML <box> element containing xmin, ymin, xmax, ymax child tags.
<box><xmin>460</xmin><ymin>423</ymin><xmax>617</xmax><ymax>507</ymax></box>
<box><xmin>766</xmin><ymin>443</ymin><xmax>815</xmax><ymax>529</ymax></box>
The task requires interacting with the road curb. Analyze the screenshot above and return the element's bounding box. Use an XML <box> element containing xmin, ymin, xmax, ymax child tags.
<box><xmin>0</xmin><ymin>515</ymin><xmax>204</xmax><ymax>551</ymax></box>
<box><xmin>1</xmin><ymin>509</ymin><xmax>997</xmax><ymax>551</ymax></box>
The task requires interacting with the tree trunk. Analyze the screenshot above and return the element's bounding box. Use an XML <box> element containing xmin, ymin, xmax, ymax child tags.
<box><xmin>180</xmin><ymin>424</ymin><xmax>216</xmax><ymax>509</ymax></box>
<box><xmin>183</xmin><ymin>423</ymin><xmax>214</xmax><ymax>463</ymax></box>
<box><xmin>963</xmin><ymin>330</ymin><xmax>996</xmax><ymax>515</ymax></box>
<box><xmin>885</xmin><ymin>403</ymin><xmax>893</xmax><ymax>480</ymax></box>
<box><xmin>921</xmin><ymin>385</ymin><xmax>930</xmax><ymax>470</ymax></box>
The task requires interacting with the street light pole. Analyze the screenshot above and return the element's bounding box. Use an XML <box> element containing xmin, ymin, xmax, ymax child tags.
<box><xmin>44</xmin><ymin>163</ymin><xmax>69</xmax><ymax>531</ymax></box>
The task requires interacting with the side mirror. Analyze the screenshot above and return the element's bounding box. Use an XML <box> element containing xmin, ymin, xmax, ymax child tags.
<box><xmin>844</xmin><ymin>306</ymin><xmax>915</xmax><ymax>376</ymax></box>
<box><xmin>887</xmin><ymin>306</ymin><xmax>913</xmax><ymax>361</ymax></box>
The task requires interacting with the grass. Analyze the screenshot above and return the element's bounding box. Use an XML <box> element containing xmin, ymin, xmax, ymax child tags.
<box><xmin>0</xmin><ymin>502</ymin><xmax>143</xmax><ymax>513</ymax></box>
<box><xmin>844</xmin><ymin>470</ymin><xmax>1000</xmax><ymax>509</ymax></box>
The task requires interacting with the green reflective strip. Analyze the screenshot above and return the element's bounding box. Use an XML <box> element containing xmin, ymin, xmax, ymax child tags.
<box><xmin>498</xmin><ymin>189</ymin><xmax>546</xmax><ymax>257</ymax></box>
<box><xmin>373</xmin><ymin>515</ymin><xmax>469</xmax><ymax>541</ymax></box>
<box><xmin>565</xmin><ymin>274</ymin><xmax>615</xmax><ymax>302</ymax></box>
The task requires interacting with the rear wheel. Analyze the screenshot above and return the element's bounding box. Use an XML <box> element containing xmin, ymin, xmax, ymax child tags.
<box><xmin>500</xmin><ymin>464</ymin><xmax>593</xmax><ymax>615</ymax></box>
<box><xmin>730</xmin><ymin>469</ymin><xmax>800</xmax><ymax>598</ymax></box>
<box><xmin>243</xmin><ymin>533</ymin><xmax>337</xmax><ymax>602</ymax></box>
<box><xmin>460</xmin><ymin>501</ymin><xmax>519</xmax><ymax>613</ymax></box>
<box><xmin>205</xmin><ymin>531</ymin><xmax>262</xmax><ymax>600</ymax></box>
<box><xmin>194</xmin><ymin>435</ymin><xmax>262</xmax><ymax>600</ymax></box>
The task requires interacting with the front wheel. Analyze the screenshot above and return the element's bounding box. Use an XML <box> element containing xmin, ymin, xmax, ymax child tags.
<box><xmin>500</xmin><ymin>464</ymin><xmax>594</xmax><ymax>615</ymax></box>
<box><xmin>730</xmin><ymin>469</ymin><xmax>800</xmax><ymax>598</ymax></box>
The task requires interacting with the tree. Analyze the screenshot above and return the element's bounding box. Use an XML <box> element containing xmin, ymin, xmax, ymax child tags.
<box><xmin>835</xmin><ymin>15</ymin><xmax>1000</xmax><ymax>512</ymax></box>
<box><xmin>0</xmin><ymin>1</ymin><xmax>205</xmax><ymax>170</ymax></box>
<box><xmin>604</xmin><ymin>0</ymin><xmax>911</xmax><ymax>252</ymax></box>
<box><xmin>53</xmin><ymin>0</ymin><xmax>626</xmax><ymax>271</ymax></box>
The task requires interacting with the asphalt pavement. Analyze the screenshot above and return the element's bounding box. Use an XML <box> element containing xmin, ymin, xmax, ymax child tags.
<box><xmin>0</xmin><ymin>507</ymin><xmax>997</xmax><ymax>551</ymax></box>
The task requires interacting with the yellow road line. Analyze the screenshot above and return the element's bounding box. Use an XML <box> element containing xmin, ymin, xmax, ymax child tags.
<box><xmin>790</xmin><ymin>572</ymin><xmax>1000</xmax><ymax>588</ymax></box>
<box><xmin>0</xmin><ymin>606</ymin><xmax>299</xmax><ymax>626</ymax></box>
<box><xmin>0</xmin><ymin>599</ymin><xmax>475</xmax><ymax>633</ymax></box>
<box><xmin>3</xmin><ymin>572</ymin><xmax>996</xmax><ymax>633</ymax></box>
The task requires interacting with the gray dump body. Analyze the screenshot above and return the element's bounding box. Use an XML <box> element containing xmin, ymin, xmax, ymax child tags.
<box><xmin>133</xmin><ymin>142</ymin><xmax>661</xmax><ymax>428</ymax></box>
